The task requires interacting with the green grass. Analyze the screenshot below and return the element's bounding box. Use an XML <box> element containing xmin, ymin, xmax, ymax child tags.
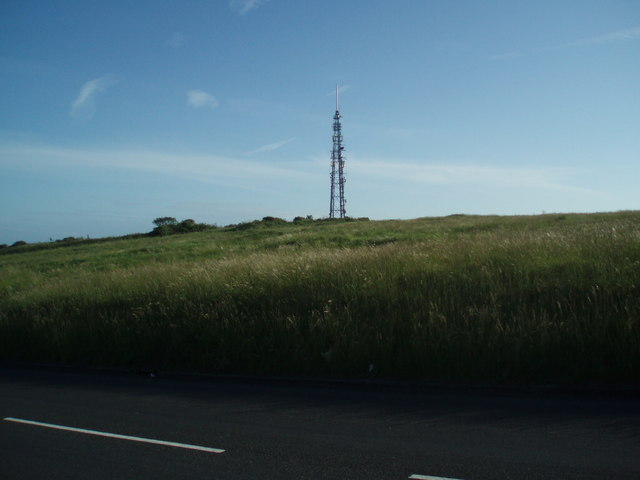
<box><xmin>1</xmin><ymin>211</ymin><xmax>639</xmax><ymax>383</ymax></box>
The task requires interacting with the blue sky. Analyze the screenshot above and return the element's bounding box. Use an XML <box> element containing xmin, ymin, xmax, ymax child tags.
<box><xmin>1</xmin><ymin>1</ymin><xmax>639</xmax><ymax>244</ymax></box>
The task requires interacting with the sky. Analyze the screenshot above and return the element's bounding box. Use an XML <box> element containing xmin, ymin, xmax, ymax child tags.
<box><xmin>1</xmin><ymin>0</ymin><xmax>639</xmax><ymax>244</ymax></box>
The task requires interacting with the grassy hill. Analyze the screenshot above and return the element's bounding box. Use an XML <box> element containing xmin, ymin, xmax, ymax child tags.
<box><xmin>1</xmin><ymin>212</ymin><xmax>639</xmax><ymax>383</ymax></box>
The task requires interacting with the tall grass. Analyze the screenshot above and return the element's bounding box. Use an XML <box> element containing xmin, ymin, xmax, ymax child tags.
<box><xmin>1</xmin><ymin>212</ymin><xmax>639</xmax><ymax>382</ymax></box>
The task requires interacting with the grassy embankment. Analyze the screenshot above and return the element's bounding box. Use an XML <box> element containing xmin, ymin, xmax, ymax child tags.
<box><xmin>1</xmin><ymin>212</ymin><xmax>639</xmax><ymax>383</ymax></box>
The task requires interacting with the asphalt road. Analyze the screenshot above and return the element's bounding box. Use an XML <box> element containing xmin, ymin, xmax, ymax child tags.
<box><xmin>1</xmin><ymin>366</ymin><xmax>638</xmax><ymax>479</ymax></box>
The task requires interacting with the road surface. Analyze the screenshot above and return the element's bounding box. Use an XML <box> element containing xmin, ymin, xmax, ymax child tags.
<box><xmin>1</xmin><ymin>366</ymin><xmax>638</xmax><ymax>479</ymax></box>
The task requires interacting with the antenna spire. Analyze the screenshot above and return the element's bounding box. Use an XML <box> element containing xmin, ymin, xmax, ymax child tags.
<box><xmin>336</xmin><ymin>84</ymin><xmax>339</xmax><ymax>111</ymax></box>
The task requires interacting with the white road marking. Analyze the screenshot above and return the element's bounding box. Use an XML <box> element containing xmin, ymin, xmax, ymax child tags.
<box><xmin>3</xmin><ymin>417</ymin><xmax>225</xmax><ymax>453</ymax></box>
<box><xmin>409</xmin><ymin>475</ymin><xmax>463</xmax><ymax>480</ymax></box>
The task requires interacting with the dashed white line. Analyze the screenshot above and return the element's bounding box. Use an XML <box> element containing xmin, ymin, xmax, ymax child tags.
<box><xmin>3</xmin><ymin>417</ymin><xmax>225</xmax><ymax>453</ymax></box>
<box><xmin>409</xmin><ymin>475</ymin><xmax>463</xmax><ymax>480</ymax></box>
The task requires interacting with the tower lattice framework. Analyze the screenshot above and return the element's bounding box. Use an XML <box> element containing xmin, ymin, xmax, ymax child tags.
<box><xmin>329</xmin><ymin>85</ymin><xmax>346</xmax><ymax>218</ymax></box>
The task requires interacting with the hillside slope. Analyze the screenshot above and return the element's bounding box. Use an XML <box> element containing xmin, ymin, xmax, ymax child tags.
<box><xmin>1</xmin><ymin>212</ymin><xmax>639</xmax><ymax>383</ymax></box>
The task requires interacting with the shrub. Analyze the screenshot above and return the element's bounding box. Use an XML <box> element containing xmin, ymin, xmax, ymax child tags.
<box><xmin>231</xmin><ymin>220</ymin><xmax>261</xmax><ymax>231</ymax></box>
<box><xmin>151</xmin><ymin>225</ymin><xmax>175</xmax><ymax>237</ymax></box>
<box><xmin>261</xmin><ymin>216</ymin><xmax>287</xmax><ymax>224</ymax></box>
<box><xmin>150</xmin><ymin>218</ymin><xmax>212</xmax><ymax>236</ymax></box>
<box><xmin>153</xmin><ymin>217</ymin><xmax>178</xmax><ymax>227</ymax></box>
<box><xmin>177</xmin><ymin>219</ymin><xmax>197</xmax><ymax>232</ymax></box>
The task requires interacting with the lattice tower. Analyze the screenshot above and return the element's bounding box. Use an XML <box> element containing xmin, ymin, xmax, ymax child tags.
<box><xmin>329</xmin><ymin>85</ymin><xmax>346</xmax><ymax>218</ymax></box>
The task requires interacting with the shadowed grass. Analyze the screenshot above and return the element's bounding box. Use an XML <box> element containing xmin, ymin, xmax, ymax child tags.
<box><xmin>1</xmin><ymin>212</ymin><xmax>639</xmax><ymax>382</ymax></box>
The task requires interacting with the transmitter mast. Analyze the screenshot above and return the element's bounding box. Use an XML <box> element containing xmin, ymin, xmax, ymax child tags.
<box><xmin>329</xmin><ymin>84</ymin><xmax>346</xmax><ymax>218</ymax></box>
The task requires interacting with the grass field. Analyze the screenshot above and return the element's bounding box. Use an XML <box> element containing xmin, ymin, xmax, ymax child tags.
<box><xmin>1</xmin><ymin>212</ymin><xmax>639</xmax><ymax>383</ymax></box>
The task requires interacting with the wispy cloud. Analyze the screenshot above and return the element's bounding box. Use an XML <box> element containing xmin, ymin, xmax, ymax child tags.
<box><xmin>247</xmin><ymin>138</ymin><xmax>295</xmax><ymax>155</ymax></box>
<box><xmin>489</xmin><ymin>25</ymin><xmax>640</xmax><ymax>60</ymax></box>
<box><xmin>1</xmin><ymin>139</ymin><xmax>594</xmax><ymax>197</ymax></box>
<box><xmin>229</xmin><ymin>0</ymin><xmax>268</xmax><ymax>15</ymax></box>
<box><xmin>187</xmin><ymin>90</ymin><xmax>219</xmax><ymax>109</ymax></box>
<box><xmin>70</xmin><ymin>75</ymin><xmax>119</xmax><ymax>121</ymax></box>
<box><xmin>552</xmin><ymin>25</ymin><xmax>640</xmax><ymax>49</ymax></box>
<box><xmin>346</xmin><ymin>157</ymin><xmax>596</xmax><ymax>194</ymax></box>
<box><xmin>0</xmin><ymin>143</ymin><xmax>315</xmax><ymax>192</ymax></box>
